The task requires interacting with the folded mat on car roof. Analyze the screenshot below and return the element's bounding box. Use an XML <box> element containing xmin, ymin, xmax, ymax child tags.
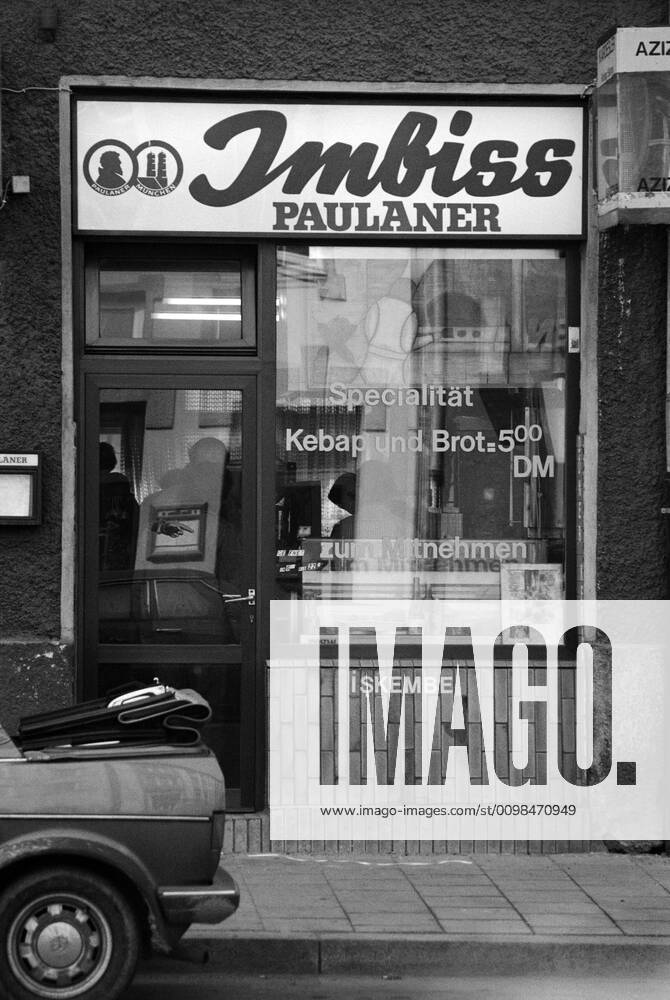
<box><xmin>15</xmin><ymin>687</ymin><xmax>212</xmax><ymax>750</ymax></box>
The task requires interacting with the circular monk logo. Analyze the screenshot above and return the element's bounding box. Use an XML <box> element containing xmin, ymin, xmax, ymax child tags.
<box><xmin>83</xmin><ymin>139</ymin><xmax>137</xmax><ymax>196</ymax></box>
<box><xmin>134</xmin><ymin>140</ymin><xmax>183</xmax><ymax>197</ymax></box>
<box><xmin>83</xmin><ymin>139</ymin><xmax>183</xmax><ymax>198</ymax></box>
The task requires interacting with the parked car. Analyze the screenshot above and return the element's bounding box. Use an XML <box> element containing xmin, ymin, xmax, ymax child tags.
<box><xmin>0</xmin><ymin>690</ymin><xmax>239</xmax><ymax>1000</ymax></box>
<box><xmin>98</xmin><ymin>569</ymin><xmax>241</xmax><ymax>645</ymax></box>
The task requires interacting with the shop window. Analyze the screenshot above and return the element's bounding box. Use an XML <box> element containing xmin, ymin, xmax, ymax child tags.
<box><xmin>275</xmin><ymin>247</ymin><xmax>569</xmax><ymax>601</ymax></box>
<box><xmin>85</xmin><ymin>246</ymin><xmax>256</xmax><ymax>349</ymax></box>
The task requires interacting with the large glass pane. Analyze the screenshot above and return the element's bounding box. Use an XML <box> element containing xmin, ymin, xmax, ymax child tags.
<box><xmin>99</xmin><ymin>388</ymin><xmax>243</xmax><ymax>634</ymax></box>
<box><xmin>276</xmin><ymin>247</ymin><xmax>568</xmax><ymax>601</ymax></box>
<box><xmin>97</xmin><ymin>388</ymin><xmax>246</xmax><ymax>798</ymax></box>
<box><xmin>92</xmin><ymin>264</ymin><xmax>247</xmax><ymax>346</ymax></box>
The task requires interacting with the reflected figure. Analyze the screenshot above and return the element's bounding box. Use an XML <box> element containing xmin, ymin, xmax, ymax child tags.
<box><xmin>328</xmin><ymin>472</ymin><xmax>356</xmax><ymax>540</ymax></box>
<box><xmin>168</xmin><ymin>436</ymin><xmax>227</xmax><ymax>478</ymax></box>
<box><xmin>135</xmin><ymin>436</ymin><xmax>242</xmax><ymax>644</ymax></box>
<box><xmin>329</xmin><ymin>462</ymin><xmax>410</xmax><ymax>546</ymax></box>
<box><xmin>151</xmin><ymin>437</ymin><xmax>228</xmax><ymax>541</ymax></box>
<box><xmin>354</xmin><ymin>461</ymin><xmax>409</xmax><ymax>539</ymax></box>
<box><xmin>143</xmin><ymin>436</ymin><xmax>241</xmax><ymax>581</ymax></box>
<box><xmin>328</xmin><ymin>471</ymin><xmax>356</xmax><ymax>570</ymax></box>
<box><xmin>99</xmin><ymin>442</ymin><xmax>138</xmax><ymax>570</ymax></box>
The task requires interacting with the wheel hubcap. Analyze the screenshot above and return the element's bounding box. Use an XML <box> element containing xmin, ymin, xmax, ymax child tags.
<box><xmin>35</xmin><ymin>920</ymin><xmax>84</xmax><ymax>968</ymax></box>
<box><xmin>7</xmin><ymin>892</ymin><xmax>113</xmax><ymax>998</ymax></box>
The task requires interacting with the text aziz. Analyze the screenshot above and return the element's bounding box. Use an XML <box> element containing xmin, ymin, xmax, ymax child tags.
<box><xmin>319</xmin><ymin>625</ymin><xmax>621</xmax><ymax>789</ymax></box>
<box><xmin>189</xmin><ymin>109</ymin><xmax>576</xmax><ymax>207</ymax></box>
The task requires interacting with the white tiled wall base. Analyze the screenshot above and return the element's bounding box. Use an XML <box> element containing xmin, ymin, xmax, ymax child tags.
<box><xmin>222</xmin><ymin>813</ymin><xmax>607</xmax><ymax>855</ymax></box>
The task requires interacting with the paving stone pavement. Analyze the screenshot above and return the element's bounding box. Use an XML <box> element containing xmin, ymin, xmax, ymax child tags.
<box><xmin>188</xmin><ymin>853</ymin><xmax>670</xmax><ymax>940</ymax></box>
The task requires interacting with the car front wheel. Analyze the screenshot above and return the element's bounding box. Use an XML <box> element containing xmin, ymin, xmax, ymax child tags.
<box><xmin>0</xmin><ymin>866</ymin><xmax>140</xmax><ymax>1000</ymax></box>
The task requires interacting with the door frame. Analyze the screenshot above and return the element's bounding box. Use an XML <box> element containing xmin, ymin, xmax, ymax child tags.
<box><xmin>78</xmin><ymin>364</ymin><xmax>265</xmax><ymax>810</ymax></box>
<box><xmin>75</xmin><ymin>239</ymin><xmax>581</xmax><ymax>811</ymax></box>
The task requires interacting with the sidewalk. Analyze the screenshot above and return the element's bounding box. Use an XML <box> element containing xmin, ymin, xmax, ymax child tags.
<box><xmin>178</xmin><ymin>852</ymin><xmax>670</xmax><ymax>974</ymax></box>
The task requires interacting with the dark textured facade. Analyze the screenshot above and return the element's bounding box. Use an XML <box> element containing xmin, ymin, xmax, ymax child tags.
<box><xmin>597</xmin><ymin>225</ymin><xmax>668</xmax><ymax>598</ymax></box>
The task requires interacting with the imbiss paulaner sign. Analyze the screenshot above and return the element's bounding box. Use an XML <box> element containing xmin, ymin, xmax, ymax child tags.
<box><xmin>75</xmin><ymin>99</ymin><xmax>584</xmax><ymax>237</ymax></box>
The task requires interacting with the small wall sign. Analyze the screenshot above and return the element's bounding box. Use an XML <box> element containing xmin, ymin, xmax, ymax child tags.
<box><xmin>597</xmin><ymin>27</ymin><xmax>670</xmax><ymax>226</ymax></box>
<box><xmin>0</xmin><ymin>453</ymin><xmax>42</xmax><ymax>524</ymax></box>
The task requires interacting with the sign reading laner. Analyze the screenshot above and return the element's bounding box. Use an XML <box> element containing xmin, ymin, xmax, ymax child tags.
<box><xmin>75</xmin><ymin>100</ymin><xmax>584</xmax><ymax>237</ymax></box>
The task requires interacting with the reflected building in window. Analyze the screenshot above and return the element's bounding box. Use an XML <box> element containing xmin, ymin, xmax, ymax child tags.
<box><xmin>275</xmin><ymin>247</ymin><xmax>567</xmax><ymax>602</ymax></box>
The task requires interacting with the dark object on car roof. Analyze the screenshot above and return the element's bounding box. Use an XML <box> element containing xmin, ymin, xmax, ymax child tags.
<box><xmin>15</xmin><ymin>682</ymin><xmax>212</xmax><ymax>750</ymax></box>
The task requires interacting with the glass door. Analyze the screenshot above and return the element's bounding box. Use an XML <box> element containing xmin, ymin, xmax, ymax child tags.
<box><xmin>82</xmin><ymin>375</ymin><xmax>257</xmax><ymax>809</ymax></box>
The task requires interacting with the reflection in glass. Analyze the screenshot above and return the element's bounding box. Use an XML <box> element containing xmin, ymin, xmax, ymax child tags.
<box><xmin>94</xmin><ymin>266</ymin><xmax>243</xmax><ymax>345</ymax></box>
<box><xmin>275</xmin><ymin>248</ymin><xmax>567</xmax><ymax>601</ymax></box>
<box><xmin>98</xmin><ymin>388</ymin><xmax>243</xmax><ymax>640</ymax></box>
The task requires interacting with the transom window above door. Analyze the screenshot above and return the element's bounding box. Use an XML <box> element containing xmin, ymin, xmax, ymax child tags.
<box><xmin>85</xmin><ymin>246</ymin><xmax>256</xmax><ymax>350</ymax></box>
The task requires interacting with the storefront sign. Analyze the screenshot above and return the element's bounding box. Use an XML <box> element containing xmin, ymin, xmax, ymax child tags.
<box><xmin>75</xmin><ymin>100</ymin><xmax>584</xmax><ymax>237</ymax></box>
<box><xmin>597</xmin><ymin>26</ymin><xmax>670</xmax><ymax>86</ymax></box>
<box><xmin>596</xmin><ymin>27</ymin><xmax>670</xmax><ymax>226</ymax></box>
<box><xmin>270</xmin><ymin>600</ymin><xmax>670</xmax><ymax>841</ymax></box>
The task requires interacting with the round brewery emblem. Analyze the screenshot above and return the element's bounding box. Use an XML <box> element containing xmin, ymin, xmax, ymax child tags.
<box><xmin>83</xmin><ymin>139</ymin><xmax>137</xmax><ymax>196</ymax></box>
<box><xmin>83</xmin><ymin>139</ymin><xmax>183</xmax><ymax>197</ymax></box>
<box><xmin>133</xmin><ymin>140</ymin><xmax>183</xmax><ymax>197</ymax></box>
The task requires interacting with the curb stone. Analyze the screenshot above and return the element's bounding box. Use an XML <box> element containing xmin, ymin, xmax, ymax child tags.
<box><xmin>139</xmin><ymin>936</ymin><xmax>670</xmax><ymax>978</ymax></box>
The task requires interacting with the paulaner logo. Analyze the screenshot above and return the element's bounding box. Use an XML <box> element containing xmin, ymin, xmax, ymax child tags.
<box><xmin>83</xmin><ymin>139</ymin><xmax>183</xmax><ymax>197</ymax></box>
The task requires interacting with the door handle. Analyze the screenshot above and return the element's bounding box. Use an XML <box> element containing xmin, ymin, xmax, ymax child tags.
<box><xmin>222</xmin><ymin>588</ymin><xmax>256</xmax><ymax>607</ymax></box>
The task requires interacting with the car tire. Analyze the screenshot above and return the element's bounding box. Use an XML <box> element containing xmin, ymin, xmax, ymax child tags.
<box><xmin>0</xmin><ymin>865</ymin><xmax>140</xmax><ymax>1000</ymax></box>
